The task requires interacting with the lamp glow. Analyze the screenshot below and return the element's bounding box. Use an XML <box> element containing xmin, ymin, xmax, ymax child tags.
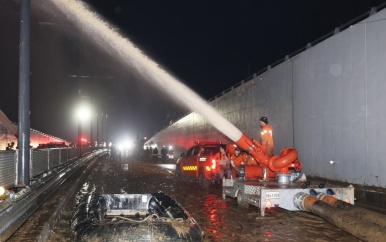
<box><xmin>0</xmin><ymin>186</ymin><xmax>5</xmax><ymax>196</ymax></box>
<box><xmin>76</xmin><ymin>104</ymin><xmax>91</xmax><ymax>121</ymax></box>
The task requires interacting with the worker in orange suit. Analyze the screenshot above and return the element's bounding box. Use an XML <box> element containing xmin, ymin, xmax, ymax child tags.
<box><xmin>218</xmin><ymin>145</ymin><xmax>231</xmax><ymax>179</ymax></box>
<box><xmin>230</xmin><ymin>147</ymin><xmax>247</xmax><ymax>177</ymax></box>
<box><xmin>259</xmin><ymin>116</ymin><xmax>274</xmax><ymax>156</ymax></box>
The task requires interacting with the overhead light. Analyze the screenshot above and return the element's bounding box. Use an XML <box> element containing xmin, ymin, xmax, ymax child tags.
<box><xmin>0</xmin><ymin>186</ymin><xmax>6</xmax><ymax>198</ymax></box>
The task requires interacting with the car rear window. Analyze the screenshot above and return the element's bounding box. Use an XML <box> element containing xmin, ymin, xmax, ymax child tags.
<box><xmin>201</xmin><ymin>146</ymin><xmax>219</xmax><ymax>156</ymax></box>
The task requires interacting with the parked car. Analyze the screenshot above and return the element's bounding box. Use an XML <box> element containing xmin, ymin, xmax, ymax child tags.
<box><xmin>175</xmin><ymin>143</ymin><xmax>223</xmax><ymax>189</ymax></box>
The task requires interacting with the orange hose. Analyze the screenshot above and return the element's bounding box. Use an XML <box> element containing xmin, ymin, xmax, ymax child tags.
<box><xmin>235</xmin><ymin>133</ymin><xmax>302</xmax><ymax>175</ymax></box>
<box><xmin>268</xmin><ymin>148</ymin><xmax>298</xmax><ymax>173</ymax></box>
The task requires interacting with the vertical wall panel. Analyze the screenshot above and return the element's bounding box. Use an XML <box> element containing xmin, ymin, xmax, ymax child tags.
<box><xmin>366</xmin><ymin>15</ymin><xmax>386</xmax><ymax>186</ymax></box>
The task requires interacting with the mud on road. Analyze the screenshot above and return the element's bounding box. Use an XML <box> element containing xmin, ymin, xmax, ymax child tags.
<box><xmin>13</xmin><ymin>155</ymin><xmax>359</xmax><ymax>242</ymax></box>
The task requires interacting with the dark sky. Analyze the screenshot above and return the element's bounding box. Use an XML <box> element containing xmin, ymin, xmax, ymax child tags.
<box><xmin>1</xmin><ymin>0</ymin><xmax>385</xmax><ymax>144</ymax></box>
<box><xmin>83</xmin><ymin>0</ymin><xmax>385</xmax><ymax>98</ymax></box>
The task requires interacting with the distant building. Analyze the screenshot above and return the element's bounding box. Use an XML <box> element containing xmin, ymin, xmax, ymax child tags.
<box><xmin>0</xmin><ymin>110</ymin><xmax>70</xmax><ymax>150</ymax></box>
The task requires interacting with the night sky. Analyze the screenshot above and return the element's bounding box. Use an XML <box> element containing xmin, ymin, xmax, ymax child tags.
<box><xmin>0</xmin><ymin>0</ymin><xmax>385</xmax><ymax>145</ymax></box>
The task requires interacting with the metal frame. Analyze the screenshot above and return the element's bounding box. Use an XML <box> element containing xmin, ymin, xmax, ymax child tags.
<box><xmin>223</xmin><ymin>178</ymin><xmax>354</xmax><ymax>216</ymax></box>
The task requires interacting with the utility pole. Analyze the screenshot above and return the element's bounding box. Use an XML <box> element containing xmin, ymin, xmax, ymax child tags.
<box><xmin>17</xmin><ymin>0</ymin><xmax>31</xmax><ymax>187</ymax></box>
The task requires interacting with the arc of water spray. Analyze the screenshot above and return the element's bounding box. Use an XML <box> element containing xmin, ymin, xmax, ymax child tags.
<box><xmin>49</xmin><ymin>0</ymin><xmax>243</xmax><ymax>142</ymax></box>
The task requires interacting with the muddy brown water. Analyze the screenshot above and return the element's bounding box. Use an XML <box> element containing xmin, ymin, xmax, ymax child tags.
<box><xmin>9</xmin><ymin>155</ymin><xmax>360</xmax><ymax>242</ymax></box>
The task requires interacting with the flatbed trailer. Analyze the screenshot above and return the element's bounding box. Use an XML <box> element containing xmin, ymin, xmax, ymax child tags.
<box><xmin>222</xmin><ymin>178</ymin><xmax>354</xmax><ymax>216</ymax></box>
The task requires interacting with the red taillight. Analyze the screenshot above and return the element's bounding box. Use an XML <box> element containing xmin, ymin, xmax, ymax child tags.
<box><xmin>211</xmin><ymin>159</ymin><xmax>216</xmax><ymax>169</ymax></box>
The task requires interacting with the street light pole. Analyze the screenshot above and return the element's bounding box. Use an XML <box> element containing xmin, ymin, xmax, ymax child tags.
<box><xmin>76</xmin><ymin>103</ymin><xmax>91</xmax><ymax>157</ymax></box>
<box><xmin>106</xmin><ymin>113</ymin><xmax>108</xmax><ymax>146</ymax></box>
<box><xmin>101</xmin><ymin>113</ymin><xmax>104</xmax><ymax>145</ymax></box>
<box><xmin>17</xmin><ymin>0</ymin><xmax>31</xmax><ymax>187</ymax></box>
<box><xmin>78</xmin><ymin>87</ymin><xmax>82</xmax><ymax>158</ymax></box>
<box><xmin>78</xmin><ymin>117</ymin><xmax>81</xmax><ymax>157</ymax></box>
<box><xmin>96</xmin><ymin>113</ymin><xmax>99</xmax><ymax>146</ymax></box>
<box><xmin>90</xmin><ymin>115</ymin><xmax>93</xmax><ymax>146</ymax></box>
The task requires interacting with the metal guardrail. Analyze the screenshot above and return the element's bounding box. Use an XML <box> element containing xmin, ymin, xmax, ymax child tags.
<box><xmin>0</xmin><ymin>148</ymin><xmax>107</xmax><ymax>241</ymax></box>
<box><xmin>0</xmin><ymin>151</ymin><xmax>17</xmax><ymax>188</ymax></box>
<box><xmin>0</xmin><ymin>147</ymin><xmax>102</xmax><ymax>189</ymax></box>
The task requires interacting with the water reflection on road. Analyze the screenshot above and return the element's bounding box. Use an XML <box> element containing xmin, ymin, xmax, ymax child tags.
<box><xmin>156</xmin><ymin>163</ymin><xmax>176</xmax><ymax>170</ymax></box>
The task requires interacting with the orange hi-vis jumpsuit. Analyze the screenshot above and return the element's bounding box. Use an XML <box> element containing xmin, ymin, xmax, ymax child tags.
<box><xmin>218</xmin><ymin>151</ymin><xmax>231</xmax><ymax>178</ymax></box>
<box><xmin>217</xmin><ymin>151</ymin><xmax>231</xmax><ymax>167</ymax></box>
<box><xmin>219</xmin><ymin>152</ymin><xmax>229</xmax><ymax>161</ymax></box>
<box><xmin>260</xmin><ymin>124</ymin><xmax>274</xmax><ymax>156</ymax></box>
<box><xmin>230</xmin><ymin>152</ymin><xmax>247</xmax><ymax>177</ymax></box>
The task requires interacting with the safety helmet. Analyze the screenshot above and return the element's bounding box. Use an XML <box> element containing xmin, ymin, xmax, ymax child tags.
<box><xmin>259</xmin><ymin>116</ymin><xmax>268</xmax><ymax>124</ymax></box>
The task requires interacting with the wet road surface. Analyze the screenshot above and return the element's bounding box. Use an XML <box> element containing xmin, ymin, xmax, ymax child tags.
<box><xmin>10</xmin><ymin>155</ymin><xmax>360</xmax><ymax>241</ymax></box>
